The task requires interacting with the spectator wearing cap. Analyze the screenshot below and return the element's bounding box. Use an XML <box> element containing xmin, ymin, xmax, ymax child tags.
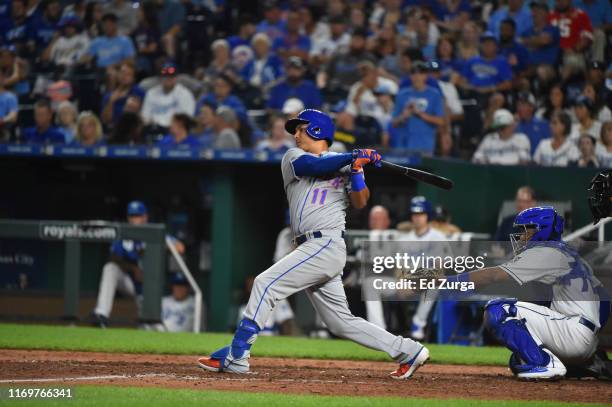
<box><xmin>27</xmin><ymin>0</ymin><xmax>61</xmax><ymax>54</ymax></box>
<box><xmin>397</xmin><ymin>48</ymin><xmax>438</xmax><ymax>90</ymax></box>
<box><xmin>521</xmin><ymin>1</ymin><xmax>560</xmax><ymax>70</ymax></box>
<box><xmin>309</xmin><ymin>15</ymin><xmax>350</xmax><ymax>68</ymax></box>
<box><xmin>570</xmin><ymin>133</ymin><xmax>599</xmax><ymax>167</ymax></box>
<box><xmin>196</xmin><ymin>74</ymin><xmax>247</xmax><ymax>124</ymax></box>
<box><xmin>240</xmin><ymin>33</ymin><xmax>283</xmax><ymax>90</ymax></box>
<box><xmin>272</xmin><ymin>9</ymin><xmax>310</xmax><ymax>61</ymax></box>
<box><xmin>498</xmin><ymin>19</ymin><xmax>529</xmax><ymax>75</ymax></box>
<box><xmin>141</xmin><ymin>63</ymin><xmax>195</xmax><ymax>129</ymax></box>
<box><xmin>212</xmin><ymin>106</ymin><xmax>241</xmax><ymax>149</ymax></box>
<box><xmin>344</xmin><ymin>60</ymin><xmax>398</xmax><ymax>131</ymax></box>
<box><xmin>161</xmin><ymin>272</ymin><xmax>195</xmax><ymax>333</ymax></box>
<box><xmin>256</xmin><ymin>114</ymin><xmax>294</xmax><ymax>153</ymax></box>
<box><xmin>0</xmin><ymin>0</ymin><xmax>29</xmax><ymax>55</ymax></box>
<box><xmin>488</xmin><ymin>0</ymin><xmax>533</xmax><ymax>39</ymax></box>
<box><xmin>281</xmin><ymin>98</ymin><xmax>304</xmax><ymax>119</ymax></box>
<box><xmin>459</xmin><ymin>32</ymin><xmax>512</xmax><ymax>97</ymax></box>
<box><xmin>548</xmin><ymin>0</ymin><xmax>593</xmax><ymax>79</ymax></box>
<box><xmin>472</xmin><ymin>109</ymin><xmax>531</xmax><ymax>165</ymax></box>
<box><xmin>320</xmin><ymin>27</ymin><xmax>375</xmax><ymax>96</ymax></box>
<box><xmin>515</xmin><ymin>92</ymin><xmax>551</xmax><ymax>154</ymax></box>
<box><xmin>22</xmin><ymin>98</ymin><xmax>65</xmax><ymax>144</ymax></box>
<box><xmin>193</xmin><ymin>102</ymin><xmax>216</xmax><ymax>147</ymax></box>
<box><xmin>158</xmin><ymin>113</ymin><xmax>200</xmax><ymax>148</ymax></box>
<box><xmin>42</xmin><ymin>16</ymin><xmax>90</xmax><ymax>70</ymax></box>
<box><xmin>102</xmin><ymin>0</ymin><xmax>137</xmax><ymax>36</ymax></box>
<box><xmin>267</xmin><ymin>57</ymin><xmax>322</xmax><ymax>111</ymax></box>
<box><xmin>570</xmin><ymin>95</ymin><xmax>602</xmax><ymax>143</ymax></box>
<box><xmin>101</xmin><ymin>61</ymin><xmax>145</xmax><ymax>127</ymax></box>
<box><xmin>73</xmin><ymin>111</ymin><xmax>104</xmax><ymax>146</ymax></box>
<box><xmin>82</xmin><ymin>13</ymin><xmax>135</xmax><ymax>69</ymax></box>
<box><xmin>390</xmin><ymin>61</ymin><xmax>444</xmax><ymax>153</ymax></box>
<box><xmin>0</xmin><ymin>72</ymin><xmax>18</xmax><ymax>141</ymax></box>
<box><xmin>533</xmin><ymin>111</ymin><xmax>579</xmax><ymax>166</ymax></box>
<box><xmin>256</xmin><ymin>1</ymin><xmax>286</xmax><ymax>43</ymax></box>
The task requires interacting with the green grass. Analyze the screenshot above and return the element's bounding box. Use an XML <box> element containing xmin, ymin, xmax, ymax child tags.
<box><xmin>0</xmin><ymin>323</ymin><xmax>509</xmax><ymax>366</ymax></box>
<box><xmin>0</xmin><ymin>386</ymin><xmax>606</xmax><ymax>407</ymax></box>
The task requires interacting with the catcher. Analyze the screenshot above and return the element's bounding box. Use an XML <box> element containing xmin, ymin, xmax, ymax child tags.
<box><xmin>413</xmin><ymin>206</ymin><xmax>610</xmax><ymax>380</ymax></box>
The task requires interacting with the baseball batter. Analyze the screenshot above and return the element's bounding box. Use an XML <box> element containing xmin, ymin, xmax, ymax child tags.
<box><xmin>198</xmin><ymin>109</ymin><xmax>429</xmax><ymax>379</ymax></box>
<box><xmin>418</xmin><ymin>206</ymin><xmax>609</xmax><ymax>379</ymax></box>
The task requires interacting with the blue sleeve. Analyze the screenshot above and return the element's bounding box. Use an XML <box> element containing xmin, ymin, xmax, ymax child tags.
<box><xmin>292</xmin><ymin>153</ymin><xmax>353</xmax><ymax>177</ymax></box>
<box><xmin>431</xmin><ymin>92</ymin><xmax>444</xmax><ymax>117</ymax></box>
<box><xmin>110</xmin><ymin>240</ymin><xmax>125</xmax><ymax>256</ymax></box>
<box><xmin>123</xmin><ymin>37</ymin><xmax>135</xmax><ymax>58</ymax></box>
<box><xmin>6</xmin><ymin>93</ymin><xmax>17</xmax><ymax>113</ymax></box>
<box><xmin>392</xmin><ymin>91</ymin><xmax>405</xmax><ymax>119</ymax></box>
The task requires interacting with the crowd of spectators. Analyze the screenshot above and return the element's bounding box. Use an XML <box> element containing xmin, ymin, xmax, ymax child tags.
<box><xmin>0</xmin><ymin>0</ymin><xmax>610</xmax><ymax>168</ymax></box>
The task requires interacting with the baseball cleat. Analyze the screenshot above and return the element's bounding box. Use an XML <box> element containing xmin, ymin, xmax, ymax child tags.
<box><xmin>198</xmin><ymin>356</ymin><xmax>222</xmax><ymax>372</ymax></box>
<box><xmin>390</xmin><ymin>346</ymin><xmax>430</xmax><ymax>380</ymax></box>
<box><xmin>516</xmin><ymin>349</ymin><xmax>566</xmax><ymax>380</ymax></box>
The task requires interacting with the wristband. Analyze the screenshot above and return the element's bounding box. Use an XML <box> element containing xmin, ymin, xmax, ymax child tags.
<box><xmin>351</xmin><ymin>172</ymin><xmax>366</xmax><ymax>192</ymax></box>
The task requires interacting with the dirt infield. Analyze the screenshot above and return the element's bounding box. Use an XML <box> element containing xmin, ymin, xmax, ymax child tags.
<box><xmin>0</xmin><ymin>350</ymin><xmax>610</xmax><ymax>403</ymax></box>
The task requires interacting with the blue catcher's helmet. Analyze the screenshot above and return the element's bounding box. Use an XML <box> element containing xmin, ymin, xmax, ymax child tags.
<box><xmin>284</xmin><ymin>109</ymin><xmax>335</xmax><ymax>145</ymax></box>
<box><xmin>510</xmin><ymin>206</ymin><xmax>564</xmax><ymax>254</ymax></box>
<box><xmin>410</xmin><ymin>196</ymin><xmax>433</xmax><ymax>219</ymax></box>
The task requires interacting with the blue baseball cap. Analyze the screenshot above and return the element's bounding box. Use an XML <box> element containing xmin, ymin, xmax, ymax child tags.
<box><xmin>170</xmin><ymin>272</ymin><xmax>189</xmax><ymax>286</ymax></box>
<box><xmin>127</xmin><ymin>200</ymin><xmax>147</xmax><ymax>216</ymax></box>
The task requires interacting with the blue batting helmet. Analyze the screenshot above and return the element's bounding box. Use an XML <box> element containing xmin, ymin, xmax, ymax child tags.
<box><xmin>285</xmin><ymin>109</ymin><xmax>334</xmax><ymax>145</ymax></box>
<box><xmin>410</xmin><ymin>196</ymin><xmax>433</xmax><ymax>219</ymax></box>
<box><xmin>127</xmin><ymin>201</ymin><xmax>148</xmax><ymax>216</ymax></box>
<box><xmin>513</xmin><ymin>206</ymin><xmax>564</xmax><ymax>242</ymax></box>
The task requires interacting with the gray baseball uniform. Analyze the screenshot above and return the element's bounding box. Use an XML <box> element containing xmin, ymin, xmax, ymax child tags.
<box><xmin>243</xmin><ymin>148</ymin><xmax>422</xmax><ymax>361</ymax></box>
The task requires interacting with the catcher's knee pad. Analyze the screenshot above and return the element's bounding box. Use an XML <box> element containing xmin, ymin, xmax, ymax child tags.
<box><xmin>230</xmin><ymin>318</ymin><xmax>260</xmax><ymax>360</ymax></box>
<box><xmin>484</xmin><ymin>299</ymin><xmax>549</xmax><ymax>368</ymax></box>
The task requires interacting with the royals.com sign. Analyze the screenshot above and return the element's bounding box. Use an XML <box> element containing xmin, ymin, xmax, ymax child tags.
<box><xmin>39</xmin><ymin>222</ymin><xmax>119</xmax><ymax>241</ymax></box>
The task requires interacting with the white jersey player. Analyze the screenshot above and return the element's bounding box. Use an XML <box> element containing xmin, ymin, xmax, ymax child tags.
<box><xmin>401</xmin><ymin>196</ymin><xmax>448</xmax><ymax>340</ymax></box>
<box><xmin>198</xmin><ymin>109</ymin><xmax>429</xmax><ymax>379</ymax></box>
<box><xmin>421</xmin><ymin>206</ymin><xmax>609</xmax><ymax>380</ymax></box>
<box><xmin>162</xmin><ymin>273</ymin><xmax>195</xmax><ymax>332</ymax></box>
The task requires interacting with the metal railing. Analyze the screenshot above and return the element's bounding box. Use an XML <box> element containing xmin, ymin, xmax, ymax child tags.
<box><xmin>563</xmin><ymin>217</ymin><xmax>612</xmax><ymax>245</ymax></box>
<box><xmin>165</xmin><ymin>236</ymin><xmax>203</xmax><ymax>333</ymax></box>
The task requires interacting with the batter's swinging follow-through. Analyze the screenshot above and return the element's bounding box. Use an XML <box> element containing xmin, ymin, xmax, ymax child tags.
<box><xmin>198</xmin><ymin>109</ymin><xmax>429</xmax><ymax>379</ymax></box>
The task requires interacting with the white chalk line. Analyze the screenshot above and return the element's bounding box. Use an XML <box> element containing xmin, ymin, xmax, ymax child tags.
<box><xmin>0</xmin><ymin>372</ymin><xmax>373</xmax><ymax>386</ymax></box>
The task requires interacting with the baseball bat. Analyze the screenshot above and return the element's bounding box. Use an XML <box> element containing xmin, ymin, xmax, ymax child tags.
<box><xmin>380</xmin><ymin>160</ymin><xmax>454</xmax><ymax>190</ymax></box>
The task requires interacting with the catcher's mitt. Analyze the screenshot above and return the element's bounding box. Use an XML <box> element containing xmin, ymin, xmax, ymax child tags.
<box><xmin>401</xmin><ymin>267</ymin><xmax>445</xmax><ymax>282</ymax></box>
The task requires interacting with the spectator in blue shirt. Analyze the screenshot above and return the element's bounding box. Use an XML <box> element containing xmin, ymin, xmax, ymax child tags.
<box><xmin>82</xmin><ymin>13</ymin><xmax>135</xmax><ymax>69</ymax></box>
<box><xmin>228</xmin><ymin>16</ymin><xmax>256</xmax><ymax>49</ymax></box>
<box><xmin>573</xmin><ymin>0</ymin><xmax>612</xmax><ymax>29</ymax></box>
<box><xmin>390</xmin><ymin>61</ymin><xmax>445</xmax><ymax>153</ymax></box>
<box><xmin>0</xmin><ymin>0</ymin><xmax>29</xmax><ymax>55</ymax></box>
<box><xmin>267</xmin><ymin>56</ymin><xmax>322</xmax><ymax>111</ymax></box>
<box><xmin>515</xmin><ymin>92</ymin><xmax>551</xmax><ymax>154</ymax></box>
<box><xmin>27</xmin><ymin>0</ymin><xmax>61</xmax><ymax>53</ymax></box>
<box><xmin>240</xmin><ymin>33</ymin><xmax>283</xmax><ymax>90</ymax></box>
<box><xmin>521</xmin><ymin>1</ymin><xmax>560</xmax><ymax>68</ymax></box>
<box><xmin>256</xmin><ymin>1</ymin><xmax>286</xmax><ymax>43</ymax></box>
<box><xmin>488</xmin><ymin>0</ymin><xmax>533</xmax><ymax>39</ymax></box>
<box><xmin>195</xmin><ymin>73</ymin><xmax>247</xmax><ymax>123</ymax></box>
<box><xmin>74</xmin><ymin>111</ymin><xmax>104</xmax><ymax>146</ymax></box>
<box><xmin>498</xmin><ymin>19</ymin><xmax>529</xmax><ymax>75</ymax></box>
<box><xmin>460</xmin><ymin>32</ymin><xmax>512</xmax><ymax>95</ymax></box>
<box><xmin>271</xmin><ymin>9</ymin><xmax>310</xmax><ymax>62</ymax></box>
<box><xmin>0</xmin><ymin>74</ymin><xmax>18</xmax><ymax>141</ymax></box>
<box><xmin>22</xmin><ymin>98</ymin><xmax>65</xmax><ymax>144</ymax></box>
<box><xmin>193</xmin><ymin>102</ymin><xmax>216</xmax><ymax>148</ymax></box>
<box><xmin>158</xmin><ymin>113</ymin><xmax>200</xmax><ymax>148</ymax></box>
<box><xmin>101</xmin><ymin>61</ymin><xmax>145</xmax><ymax>126</ymax></box>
